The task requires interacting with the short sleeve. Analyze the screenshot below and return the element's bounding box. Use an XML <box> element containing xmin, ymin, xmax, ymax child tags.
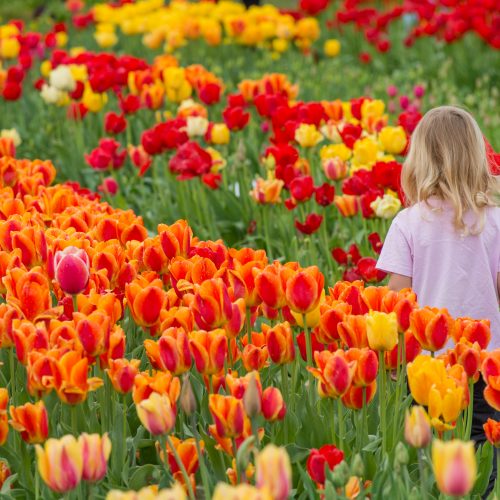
<box><xmin>376</xmin><ymin>220</ymin><xmax>413</xmax><ymax>277</ymax></box>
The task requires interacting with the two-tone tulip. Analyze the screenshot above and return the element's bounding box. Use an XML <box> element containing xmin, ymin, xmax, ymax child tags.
<box><xmin>106</xmin><ymin>358</ymin><xmax>140</xmax><ymax>394</ymax></box>
<box><xmin>36</xmin><ymin>435</ymin><xmax>83</xmax><ymax>493</ymax></box>
<box><xmin>308</xmin><ymin>350</ymin><xmax>355</xmax><ymax>399</ymax></box>
<box><xmin>432</xmin><ymin>439</ymin><xmax>476</xmax><ymax>496</ymax></box>
<box><xmin>338</xmin><ymin>315</ymin><xmax>368</xmax><ymax>349</ymax></box>
<box><xmin>345</xmin><ymin>348</ymin><xmax>378</xmax><ymax>387</ymax></box>
<box><xmin>255</xmin><ymin>444</ymin><xmax>292</xmax><ymax>500</ymax></box>
<box><xmin>341</xmin><ymin>380</ymin><xmax>377</xmax><ymax>409</ymax></box>
<box><xmin>209</xmin><ymin>394</ymin><xmax>248</xmax><ymax>438</ymax></box>
<box><xmin>263</xmin><ymin>322</ymin><xmax>295</xmax><ymax>365</ymax></box>
<box><xmin>125</xmin><ymin>276</ymin><xmax>166</xmax><ymax>330</ymax></box>
<box><xmin>136</xmin><ymin>392</ymin><xmax>176</xmax><ymax>436</ymax></box>
<box><xmin>191</xmin><ymin>278</ymin><xmax>233</xmax><ymax>330</ymax></box>
<box><xmin>262</xmin><ymin>387</ymin><xmax>286</xmax><ymax>422</ymax></box>
<box><xmin>483</xmin><ymin>419</ymin><xmax>500</xmax><ymax>447</ymax></box>
<box><xmin>9</xmin><ymin>400</ymin><xmax>48</xmax><ymax>444</ymax></box>
<box><xmin>189</xmin><ymin>329</ymin><xmax>227</xmax><ymax>376</ymax></box>
<box><xmin>79</xmin><ymin>433</ymin><xmax>112</xmax><ymax>482</ymax></box>
<box><xmin>481</xmin><ymin>351</ymin><xmax>500</xmax><ymax>411</ymax></box>
<box><xmin>54</xmin><ymin>246</ymin><xmax>90</xmax><ymax>295</ymax></box>
<box><xmin>285</xmin><ymin>266</ymin><xmax>324</xmax><ymax>315</ymax></box>
<box><xmin>158</xmin><ymin>327</ymin><xmax>192</xmax><ymax>375</ymax></box>
<box><xmin>453</xmin><ymin>318</ymin><xmax>490</xmax><ymax>350</ymax></box>
<box><xmin>0</xmin><ymin>389</ymin><xmax>8</xmax><ymax>446</ymax></box>
<box><xmin>410</xmin><ymin>307</ymin><xmax>455</xmax><ymax>352</ymax></box>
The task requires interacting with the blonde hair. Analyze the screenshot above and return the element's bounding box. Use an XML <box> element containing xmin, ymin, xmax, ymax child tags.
<box><xmin>402</xmin><ymin>105</ymin><xmax>498</xmax><ymax>235</ymax></box>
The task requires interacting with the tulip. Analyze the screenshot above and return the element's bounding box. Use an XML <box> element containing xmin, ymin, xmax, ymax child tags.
<box><xmin>0</xmin><ymin>460</ymin><xmax>10</xmax><ymax>489</ymax></box>
<box><xmin>36</xmin><ymin>435</ymin><xmax>83</xmax><ymax>493</ymax></box>
<box><xmin>189</xmin><ymin>329</ymin><xmax>227</xmax><ymax>376</ymax></box>
<box><xmin>285</xmin><ymin>266</ymin><xmax>324</xmax><ymax>314</ymax></box>
<box><xmin>158</xmin><ymin>327</ymin><xmax>192</xmax><ymax>375</ymax></box>
<box><xmin>378</xmin><ymin>126</ymin><xmax>407</xmax><ymax>155</ymax></box>
<box><xmin>481</xmin><ymin>351</ymin><xmax>500</xmax><ymax>411</ymax></box>
<box><xmin>432</xmin><ymin>439</ymin><xmax>476</xmax><ymax>497</ymax></box>
<box><xmin>242</xmin><ymin>343</ymin><xmax>269</xmax><ymax>372</ymax></box>
<box><xmin>9</xmin><ymin>401</ymin><xmax>48</xmax><ymax>444</ymax></box>
<box><xmin>212</xmin><ymin>483</ymin><xmax>267</xmax><ymax>500</ymax></box>
<box><xmin>0</xmin><ymin>389</ymin><xmax>8</xmax><ymax>446</ymax></box>
<box><xmin>132</xmin><ymin>370</ymin><xmax>180</xmax><ymax>406</ymax></box>
<box><xmin>345</xmin><ymin>348</ymin><xmax>378</xmax><ymax>387</ymax></box>
<box><xmin>307</xmin><ymin>444</ymin><xmax>344</xmax><ymax>484</ymax></box>
<box><xmin>404</xmin><ymin>406</ymin><xmax>432</xmax><ymax>448</ymax></box>
<box><xmin>209</xmin><ymin>394</ymin><xmax>249</xmax><ymax>439</ymax></box>
<box><xmin>79</xmin><ymin>433</ymin><xmax>112</xmax><ymax>482</ymax></box>
<box><xmin>261</xmin><ymin>387</ymin><xmax>286</xmax><ymax>422</ymax></box>
<box><xmin>484</xmin><ymin>419</ymin><xmax>500</xmax><ymax>447</ymax></box>
<box><xmin>338</xmin><ymin>315</ymin><xmax>368</xmax><ymax>349</ymax></box>
<box><xmin>106</xmin><ymin>358</ymin><xmax>141</xmax><ymax>394</ymax></box>
<box><xmin>136</xmin><ymin>392</ymin><xmax>176</xmax><ymax>436</ymax></box>
<box><xmin>191</xmin><ymin>278</ymin><xmax>233</xmax><ymax>330</ymax></box>
<box><xmin>308</xmin><ymin>350</ymin><xmax>355</xmax><ymax>398</ymax></box>
<box><xmin>366</xmin><ymin>311</ymin><xmax>398</xmax><ymax>351</ymax></box>
<box><xmin>250</xmin><ymin>178</ymin><xmax>284</xmax><ymax>204</ymax></box>
<box><xmin>341</xmin><ymin>380</ymin><xmax>377</xmax><ymax>409</ymax></box>
<box><xmin>255</xmin><ymin>444</ymin><xmax>292</xmax><ymax>500</ymax></box>
<box><xmin>54</xmin><ymin>246</ymin><xmax>90</xmax><ymax>295</ymax></box>
<box><xmin>125</xmin><ymin>277</ymin><xmax>166</xmax><ymax>329</ymax></box>
<box><xmin>410</xmin><ymin>307</ymin><xmax>455</xmax><ymax>352</ymax></box>
<box><xmin>264</xmin><ymin>322</ymin><xmax>295</xmax><ymax>365</ymax></box>
<box><xmin>453</xmin><ymin>318</ymin><xmax>491</xmax><ymax>350</ymax></box>
<box><xmin>160</xmin><ymin>436</ymin><xmax>203</xmax><ymax>487</ymax></box>
<box><xmin>295</xmin><ymin>123</ymin><xmax>323</xmax><ymax>148</ymax></box>
<box><xmin>324</xmin><ymin>39</ymin><xmax>341</xmax><ymax>57</ymax></box>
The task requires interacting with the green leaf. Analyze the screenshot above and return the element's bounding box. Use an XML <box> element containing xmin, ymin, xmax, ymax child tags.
<box><xmin>128</xmin><ymin>464</ymin><xmax>159</xmax><ymax>491</ymax></box>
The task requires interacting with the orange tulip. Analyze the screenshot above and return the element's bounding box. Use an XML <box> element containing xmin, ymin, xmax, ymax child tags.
<box><xmin>481</xmin><ymin>351</ymin><xmax>500</xmax><ymax>411</ymax></box>
<box><xmin>334</xmin><ymin>195</ymin><xmax>358</xmax><ymax>217</ymax></box>
<box><xmin>125</xmin><ymin>276</ymin><xmax>166</xmax><ymax>330</ymax></box>
<box><xmin>132</xmin><ymin>371</ymin><xmax>181</xmax><ymax>406</ymax></box>
<box><xmin>345</xmin><ymin>348</ymin><xmax>378</xmax><ymax>387</ymax></box>
<box><xmin>0</xmin><ymin>460</ymin><xmax>10</xmax><ymax>489</ymax></box>
<box><xmin>384</xmin><ymin>330</ymin><xmax>422</xmax><ymax>369</ymax></box>
<box><xmin>453</xmin><ymin>318</ymin><xmax>491</xmax><ymax>350</ymax></box>
<box><xmin>99</xmin><ymin>325</ymin><xmax>125</xmax><ymax>369</ymax></box>
<box><xmin>285</xmin><ymin>266</ymin><xmax>324</xmax><ymax>314</ymax></box>
<box><xmin>228</xmin><ymin>261</ymin><xmax>265</xmax><ymax>308</ymax></box>
<box><xmin>12</xmin><ymin>320</ymin><xmax>49</xmax><ymax>364</ymax></box>
<box><xmin>189</xmin><ymin>329</ymin><xmax>228</xmax><ymax>376</ymax></box>
<box><xmin>262</xmin><ymin>387</ymin><xmax>286</xmax><ymax>421</ymax></box>
<box><xmin>191</xmin><ymin>278</ymin><xmax>233</xmax><ymax>330</ymax></box>
<box><xmin>159</xmin><ymin>436</ymin><xmax>203</xmax><ymax>487</ymax></box>
<box><xmin>341</xmin><ymin>380</ymin><xmax>377</xmax><ymax>409</ymax></box>
<box><xmin>317</xmin><ymin>302</ymin><xmax>350</xmax><ymax>344</ymax></box>
<box><xmin>50</xmin><ymin>350</ymin><xmax>103</xmax><ymax>405</ymax></box>
<box><xmin>254</xmin><ymin>262</ymin><xmax>295</xmax><ymax>310</ymax></box>
<box><xmin>106</xmin><ymin>358</ymin><xmax>140</xmax><ymax>394</ymax></box>
<box><xmin>209</xmin><ymin>394</ymin><xmax>248</xmax><ymax>438</ymax></box>
<box><xmin>157</xmin><ymin>327</ymin><xmax>192</xmax><ymax>375</ymax></box>
<box><xmin>224</xmin><ymin>299</ymin><xmax>246</xmax><ymax>339</ymax></box>
<box><xmin>0</xmin><ymin>389</ymin><xmax>8</xmax><ymax>446</ymax></box>
<box><xmin>9</xmin><ymin>401</ymin><xmax>49</xmax><ymax>444</ymax></box>
<box><xmin>0</xmin><ymin>303</ymin><xmax>20</xmax><ymax>348</ymax></box>
<box><xmin>26</xmin><ymin>351</ymin><xmax>59</xmax><ymax>398</ymax></box>
<box><xmin>74</xmin><ymin>310</ymin><xmax>110</xmax><ymax>358</ymax></box>
<box><xmin>444</xmin><ymin>340</ymin><xmax>482</xmax><ymax>380</ymax></box>
<box><xmin>242</xmin><ymin>342</ymin><xmax>269</xmax><ymax>372</ymax></box>
<box><xmin>4</xmin><ymin>266</ymin><xmax>51</xmax><ymax>321</ymax></box>
<box><xmin>158</xmin><ymin>220</ymin><xmax>192</xmax><ymax>260</ymax></box>
<box><xmin>160</xmin><ymin>306</ymin><xmax>194</xmax><ymax>333</ymax></box>
<box><xmin>338</xmin><ymin>315</ymin><xmax>368</xmax><ymax>349</ymax></box>
<box><xmin>263</xmin><ymin>322</ymin><xmax>295</xmax><ymax>365</ymax></box>
<box><xmin>410</xmin><ymin>307</ymin><xmax>455</xmax><ymax>352</ymax></box>
<box><xmin>484</xmin><ymin>419</ymin><xmax>500</xmax><ymax>447</ymax></box>
<box><xmin>308</xmin><ymin>350</ymin><xmax>355</xmax><ymax>398</ymax></box>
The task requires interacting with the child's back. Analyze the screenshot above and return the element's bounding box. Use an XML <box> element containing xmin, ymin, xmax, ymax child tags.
<box><xmin>377</xmin><ymin>198</ymin><xmax>500</xmax><ymax>346</ymax></box>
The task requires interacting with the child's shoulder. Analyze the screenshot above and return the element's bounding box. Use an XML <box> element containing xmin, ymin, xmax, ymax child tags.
<box><xmin>485</xmin><ymin>205</ymin><xmax>500</xmax><ymax>226</ymax></box>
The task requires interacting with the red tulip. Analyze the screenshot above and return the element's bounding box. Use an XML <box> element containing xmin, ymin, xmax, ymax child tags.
<box><xmin>306</xmin><ymin>444</ymin><xmax>344</xmax><ymax>485</ymax></box>
<box><xmin>295</xmin><ymin>213</ymin><xmax>323</xmax><ymax>235</ymax></box>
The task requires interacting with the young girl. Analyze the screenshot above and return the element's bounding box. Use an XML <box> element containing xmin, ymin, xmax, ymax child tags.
<box><xmin>376</xmin><ymin>105</ymin><xmax>499</xmax><ymax>491</ymax></box>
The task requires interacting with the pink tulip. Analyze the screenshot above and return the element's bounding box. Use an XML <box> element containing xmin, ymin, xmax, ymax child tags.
<box><xmin>413</xmin><ymin>85</ymin><xmax>425</xmax><ymax>98</ymax></box>
<box><xmin>386</xmin><ymin>85</ymin><xmax>398</xmax><ymax>97</ymax></box>
<box><xmin>98</xmin><ymin>177</ymin><xmax>119</xmax><ymax>196</ymax></box>
<box><xmin>54</xmin><ymin>246</ymin><xmax>90</xmax><ymax>295</ymax></box>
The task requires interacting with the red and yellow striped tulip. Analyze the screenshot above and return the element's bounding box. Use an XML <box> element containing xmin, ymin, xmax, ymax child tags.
<box><xmin>262</xmin><ymin>387</ymin><xmax>286</xmax><ymax>421</ymax></box>
<box><xmin>106</xmin><ymin>358</ymin><xmax>141</xmax><ymax>394</ymax></box>
<box><xmin>36</xmin><ymin>435</ymin><xmax>83</xmax><ymax>493</ymax></box>
<box><xmin>136</xmin><ymin>392</ymin><xmax>176</xmax><ymax>436</ymax></box>
<box><xmin>345</xmin><ymin>348</ymin><xmax>378</xmax><ymax>387</ymax></box>
<box><xmin>79</xmin><ymin>433</ymin><xmax>112</xmax><ymax>482</ymax></box>
<box><xmin>192</xmin><ymin>278</ymin><xmax>233</xmax><ymax>330</ymax></box>
<box><xmin>404</xmin><ymin>405</ymin><xmax>432</xmax><ymax>448</ymax></box>
<box><xmin>125</xmin><ymin>276</ymin><xmax>166</xmax><ymax>329</ymax></box>
<box><xmin>410</xmin><ymin>307</ymin><xmax>455</xmax><ymax>352</ymax></box>
<box><xmin>263</xmin><ymin>322</ymin><xmax>295</xmax><ymax>365</ymax></box>
<box><xmin>0</xmin><ymin>389</ymin><xmax>8</xmax><ymax>446</ymax></box>
<box><xmin>158</xmin><ymin>327</ymin><xmax>192</xmax><ymax>375</ymax></box>
<box><xmin>453</xmin><ymin>317</ymin><xmax>491</xmax><ymax>350</ymax></box>
<box><xmin>255</xmin><ymin>444</ymin><xmax>292</xmax><ymax>500</ymax></box>
<box><xmin>285</xmin><ymin>266</ymin><xmax>324</xmax><ymax>314</ymax></box>
<box><xmin>209</xmin><ymin>394</ymin><xmax>248</xmax><ymax>438</ymax></box>
<box><xmin>132</xmin><ymin>371</ymin><xmax>180</xmax><ymax>406</ymax></box>
<box><xmin>338</xmin><ymin>315</ymin><xmax>368</xmax><ymax>349</ymax></box>
<box><xmin>189</xmin><ymin>329</ymin><xmax>228</xmax><ymax>376</ymax></box>
<box><xmin>481</xmin><ymin>351</ymin><xmax>500</xmax><ymax>411</ymax></box>
<box><xmin>341</xmin><ymin>380</ymin><xmax>377</xmax><ymax>409</ymax></box>
<box><xmin>483</xmin><ymin>419</ymin><xmax>500</xmax><ymax>447</ymax></box>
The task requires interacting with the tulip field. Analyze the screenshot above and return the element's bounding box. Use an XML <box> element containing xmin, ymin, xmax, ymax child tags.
<box><xmin>0</xmin><ymin>0</ymin><xmax>499</xmax><ymax>498</ymax></box>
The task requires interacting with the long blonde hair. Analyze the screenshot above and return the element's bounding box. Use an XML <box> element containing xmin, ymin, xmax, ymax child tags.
<box><xmin>401</xmin><ymin>105</ymin><xmax>498</xmax><ymax>234</ymax></box>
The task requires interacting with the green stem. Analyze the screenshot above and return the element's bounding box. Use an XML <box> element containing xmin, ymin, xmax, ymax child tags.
<box><xmin>122</xmin><ymin>395</ymin><xmax>128</xmax><ymax>467</ymax></box>
<box><xmin>232</xmin><ymin>438</ymin><xmax>240</xmax><ymax>485</ymax></box>
<box><xmin>337</xmin><ymin>398</ymin><xmax>344</xmax><ymax>451</ymax></box>
<box><xmin>9</xmin><ymin>348</ymin><xmax>15</xmax><ymax>402</ymax></box>
<box><xmin>379</xmin><ymin>351</ymin><xmax>386</xmax><ymax>455</ymax></box>
<box><xmin>330</xmin><ymin>398</ymin><xmax>336</xmax><ymax>446</ymax></box>
<box><xmin>418</xmin><ymin>448</ymin><xmax>427</xmax><ymax>500</ymax></box>
<box><xmin>465</xmin><ymin>378</ymin><xmax>474</xmax><ymax>440</ymax></box>
<box><xmin>290</xmin><ymin>359</ymin><xmax>297</xmax><ymax>414</ymax></box>
<box><xmin>166</xmin><ymin>434</ymin><xmax>196</xmax><ymax>500</ymax></box>
<box><xmin>246</xmin><ymin>309</ymin><xmax>252</xmax><ymax>346</ymax></box>
<box><xmin>71</xmin><ymin>404</ymin><xmax>78</xmax><ymax>435</ymax></box>
<box><xmin>72</xmin><ymin>294</ymin><xmax>78</xmax><ymax>314</ymax></box>
<box><xmin>303</xmin><ymin>315</ymin><xmax>312</xmax><ymax>368</ymax></box>
<box><xmin>496</xmin><ymin>447</ymin><xmax>500</xmax><ymax>500</ymax></box>
<box><xmin>361</xmin><ymin>386</ymin><xmax>367</xmax><ymax>449</ymax></box>
<box><xmin>392</xmin><ymin>333</ymin><xmax>404</xmax><ymax>447</ymax></box>
<box><xmin>190</xmin><ymin>415</ymin><xmax>211</xmax><ymax>500</ymax></box>
<box><xmin>281</xmin><ymin>364</ymin><xmax>289</xmax><ymax>443</ymax></box>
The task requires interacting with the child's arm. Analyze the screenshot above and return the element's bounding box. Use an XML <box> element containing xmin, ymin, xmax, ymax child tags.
<box><xmin>388</xmin><ymin>273</ymin><xmax>412</xmax><ymax>292</ymax></box>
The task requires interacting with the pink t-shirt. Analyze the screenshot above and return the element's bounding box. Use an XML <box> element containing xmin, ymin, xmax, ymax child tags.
<box><xmin>376</xmin><ymin>199</ymin><xmax>500</xmax><ymax>349</ymax></box>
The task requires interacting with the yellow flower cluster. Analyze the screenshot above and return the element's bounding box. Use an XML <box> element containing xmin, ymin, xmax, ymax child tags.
<box><xmin>0</xmin><ymin>24</ymin><xmax>21</xmax><ymax>59</ymax></box>
<box><xmin>90</xmin><ymin>0</ymin><xmax>320</xmax><ymax>53</ymax></box>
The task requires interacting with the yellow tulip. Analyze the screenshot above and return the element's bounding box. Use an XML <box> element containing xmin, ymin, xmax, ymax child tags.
<box><xmin>324</xmin><ymin>39</ymin><xmax>341</xmax><ymax>57</ymax></box>
<box><xmin>320</xmin><ymin>143</ymin><xmax>352</xmax><ymax>161</ymax></box>
<box><xmin>79</xmin><ymin>433</ymin><xmax>112</xmax><ymax>483</ymax></box>
<box><xmin>40</xmin><ymin>60</ymin><xmax>52</xmax><ymax>78</ymax></box>
<box><xmin>255</xmin><ymin>444</ymin><xmax>292</xmax><ymax>500</ymax></box>
<box><xmin>272</xmin><ymin>38</ymin><xmax>288</xmax><ymax>53</ymax></box>
<box><xmin>35</xmin><ymin>435</ymin><xmax>83</xmax><ymax>493</ymax></box>
<box><xmin>210</xmin><ymin>124</ymin><xmax>230</xmax><ymax>145</ymax></box>
<box><xmin>352</xmin><ymin>137</ymin><xmax>379</xmax><ymax>166</ymax></box>
<box><xmin>366</xmin><ymin>311</ymin><xmax>398</xmax><ymax>351</ymax></box>
<box><xmin>379</xmin><ymin>126</ymin><xmax>408</xmax><ymax>155</ymax></box>
<box><xmin>295</xmin><ymin>123</ymin><xmax>323</xmax><ymax>148</ymax></box>
<box><xmin>0</xmin><ymin>38</ymin><xmax>20</xmax><ymax>59</ymax></box>
<box><xmin>94</xmin><ymin>31</ymin><xmax>118</xmax><ymax>48</ymax></box>
<box><xmin>428</xmin><ymin>382</ymin><xmax>464</xmax><ymax>431</ymax></box>
<box><xmin>407</xmin><ymin>355</ymin><xmax>448</xmax><ymax>406</ymax></box>
<box><xmin>290</xmin><ymin>290</ymin><xmax>325</xmax><ymax>328</ymax></box>
<box><xmin>55</xmin><ymin>32</ymin><xmax>68</xmax><ymax>48</ymax></box>
<box><xmin>213</xmin><ymin>483</ymin><xmax>271</xmax><ymax>500</ymax></box>
<box><xmin>370</xmin><ymin>193</ymin><xmax>401</xmax><ymax>219</ymax></box>
<box><xmin>106</xmin><ymin>484</ymin><xmax>187</xmax><ymax>500</ymax></box>
<box><xmin>82</xmin><ymin>85</ymin><xmax>108</xmax><ymax>113</ymax></box>
<box><xmin>404</xmin><ymin>406</ymin><xmax>432</xmax><ymax>448</ymax></box>
<box><xmin>432</xmin><ymin>440</ymin><xmax>476</xmax><ymax>496</ymax></box>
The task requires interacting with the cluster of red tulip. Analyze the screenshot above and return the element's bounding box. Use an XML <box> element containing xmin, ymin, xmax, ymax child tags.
<box><xmin>333</xmin><ymin>0</ymin><xmax>500</xmax><ymax>50</ymax></box>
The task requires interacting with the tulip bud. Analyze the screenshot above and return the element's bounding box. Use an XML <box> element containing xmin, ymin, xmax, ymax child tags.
<box><xmin>393</xmin><ymin>442</ymin><xmax>409</xmax><ymax>472</ymax></box>
<box><xmin>484</xmin><ymin>418</ymin><xmax>500</xmax><ymax>447</ymax></box>
<box><xmin>350</xmin><ymin>453</ymin><xmax>364</xmax><ymax>477</ymax></box>
<box><xmin>330</xmin><ymin>460</ymin><xmax>350</xmax><ymax>488</ymax></box>
<box><xmin>79</xmin><ymin>433</ymin><xmax>112</xmax><ymax>482</ymax></box>
<box><xmin>54</xmin><ymin>246</ymin><xmax>90</xmax><ymax>295</ymax></box>
<box><xmin>404</xmin><ymin>406</ymin><xmax>432</xmax><ymax>448</ymax></box>
<box><xmin>243</xmin><ymin>372</ymin><xmax>261</xmax><ymax>419</ymax></box>
<box><xmin>180</xmin><ymin>376</ymin><xmax>197</xmax><ymax>416</ymax></box>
